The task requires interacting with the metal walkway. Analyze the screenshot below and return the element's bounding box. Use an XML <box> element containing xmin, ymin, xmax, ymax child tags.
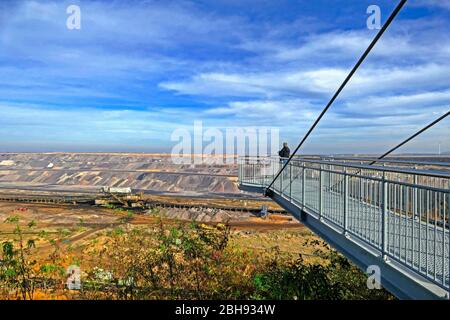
<box><xmin>238</xmin><ymin>156</ymin><xmax>450</xmax><ymax>299</ymax></box>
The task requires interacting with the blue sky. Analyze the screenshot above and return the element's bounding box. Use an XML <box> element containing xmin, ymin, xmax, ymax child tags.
<box><xmin>0</xmin><ymin>0</ymin><xmax>449</xmax><ymax>154</ymax></box>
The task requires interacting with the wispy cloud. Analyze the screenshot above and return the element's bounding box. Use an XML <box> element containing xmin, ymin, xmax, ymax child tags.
<box><xmin>412</xmin><ymin>0</ymin><xmax>450</xmax><ymax>10</ymax></box>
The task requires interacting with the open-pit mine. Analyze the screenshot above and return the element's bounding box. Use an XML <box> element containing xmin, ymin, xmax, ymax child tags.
<box><xmin>0</xmin><ymin>152</ymin><xmax>300</xmax><ymax>238</ymax></box>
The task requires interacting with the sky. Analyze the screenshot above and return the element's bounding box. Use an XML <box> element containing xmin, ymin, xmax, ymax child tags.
<box><xmin>0</xmin><ymin>0</ymin><xmax>449</xmax><ymax>154</ymax></box>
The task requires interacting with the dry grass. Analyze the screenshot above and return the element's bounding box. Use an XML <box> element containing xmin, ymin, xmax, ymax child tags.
<box><xmin>0</xmin><ymin>201</ymin><xmax>314</xmax><ymax>264</ymax></box>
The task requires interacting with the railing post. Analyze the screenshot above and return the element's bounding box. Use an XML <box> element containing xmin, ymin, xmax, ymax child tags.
<box><xmin>289</xmin><ymin>163</ymin><xmax>292</xmax><ymax>201</ymax></box>
<box><xmin>238</xmin><ymin>158</ymin><xmax>241</xmax><ymax>183</ymax></box>
<box><xmin>382</xmin><ymin>172</ymin><xmax>388</xmax><ymax>260</ymax></box>
<box><xmin>448</xmin><ymin>180</ymin><xmax>450</xmax><ymax>298</ymax></box>
<box><xmin>262</xmin><ymin>159</ymin><xmax>265</xmax><ymax>187</ymax></box>
<box><xmin>329</xmin><ymin>164</ymin><xmax>332</xmax><ymax>190</ymax></box>
<box><xmin>251</xmin><ymin>161</ymin><xmax>254</xmax><ymax>184</ymax></box>
<box><xmin>280</xmin><ymin>161</ymin><xmax>283</xmax><ymax>195</ymax></box>
<box><xmin>302</xmin><ymin>166</ymin><xmax>306</xmax><ymax>210</ymax></box>
<box><xmin>344</xmin><ymin>170</ymin><xmax>348</xmax><ymax>234</ymax></box>
<box><xmin>413</xmin><ymin>172</ymin><xmax>418</xmax><ymax>220</ymax></box>
<box><xmin>359</xmin><ymin>162</ymin><xmax>363</xmax><ymax>202</ymax></box>
<box><xmin>271</xmin><ymin>160</ymin><xmax>275</xmax><ymax>191</ymax></box>
<box><xmin>319</xmin><ymin>166</ymin><xmax>323</xmax><ymax>219</ymax></box>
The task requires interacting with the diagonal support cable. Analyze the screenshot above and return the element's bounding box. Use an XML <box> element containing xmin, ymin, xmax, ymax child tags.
<box><xmin>368</xmin><ymin>111</ymin><xmax>450</xmax><ymax>165</ymax></box>
<box><xmin>266</xmin><ymin>0</ymin><xmax>408</xmax><ymax>194</ymax></box>
<box><xmin>325</xmin><ymin>110</ymin><xmax>450</xmax><ymax>192</ymax></box>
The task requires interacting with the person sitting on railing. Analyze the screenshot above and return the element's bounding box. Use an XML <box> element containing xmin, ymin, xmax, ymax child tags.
<box><xmin>278</xmin><ymin>142</ymin><xmax>290</xmax><ymax>165</ymax></box>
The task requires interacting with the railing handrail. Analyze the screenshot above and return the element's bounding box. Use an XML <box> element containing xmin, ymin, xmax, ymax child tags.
<box><xmin>307</xmin><ymin>156</ymin><xmax>450</xmax><ymax>168</ymax></box>
<box><xmin>239</xmin><ymin>156</ymin><xmax>450</xmax><ymax>179</ymax></box>
<box><xmin>239</xmin><ymin>154</ymin><xmax>450</xmax><ymax>168</ymax></box>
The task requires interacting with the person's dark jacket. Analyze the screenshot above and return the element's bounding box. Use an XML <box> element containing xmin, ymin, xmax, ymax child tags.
<box><xmin>278</xmin><ymin>146</ymin><xmax>290</xmax><ymax>158</ymax></box>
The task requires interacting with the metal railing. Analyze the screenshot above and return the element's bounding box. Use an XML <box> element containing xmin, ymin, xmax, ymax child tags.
<box><xmin>299</xmin><ymin>155</ymin><xmax>450</xmax><ymax>171</ymax></box>
<box><xmin>238</xmin><ymin>156</ymin><xmax>450</xmax><ymax>294</ymax></box>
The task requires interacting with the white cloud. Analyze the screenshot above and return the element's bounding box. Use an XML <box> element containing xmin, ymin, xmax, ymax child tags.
<box><xmin>412</xmin><ymin>0</ymin><xmax>450</xmax><ymax>10</ymax></box>
<box><xmin>342</xmin><ymin>90</ymin><xmax>450</xmax><ymax>114</ymax></box>
<box><xmin>160</xmin><ymin>62</ymin><xmax>450</xmax><ymax>100</ymax></box>
<box><xmin>270</xmin><ymin>31</ymin><xmax>414</xmax><ymax>62</ymax></box>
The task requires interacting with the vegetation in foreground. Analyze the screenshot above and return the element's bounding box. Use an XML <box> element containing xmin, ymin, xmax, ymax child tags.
<box><xmin>0</xmin><ymin>215</ymin><xmax>393</xmax><ymax>300</ymax></box>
